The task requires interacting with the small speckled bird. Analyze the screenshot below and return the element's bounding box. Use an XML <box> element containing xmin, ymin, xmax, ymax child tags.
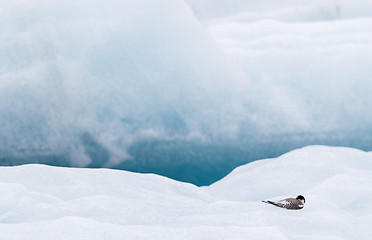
<box><xmin>262</xmin><ymin>195</ymin><xmax>305</xmax><ymax>210</ymax></box>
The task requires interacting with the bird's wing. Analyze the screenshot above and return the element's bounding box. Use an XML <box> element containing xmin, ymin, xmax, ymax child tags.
<box><xmin>262</xmin><ymin>198</ymin><xmax>303</xmax><ymax>209</ymax></box>
<box><xmin>262</xmin><ymin>200</ymin><xmax>287</xmax><ymax>208</ymax></box>
<box><xmin>281</xmin><ymin>198</ymin><xmax>304</xmax><ymax>209</ymax></box>
<box><xmin>275</xmin><ymin>199</ymin><xmax>289</xmax><ymax>208</ymax></box>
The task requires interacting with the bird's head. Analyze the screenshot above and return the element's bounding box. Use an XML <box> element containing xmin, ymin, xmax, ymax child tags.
<box><xmin>296</xmin><ymin>195</ymin><xmax>305</xmax><ymax>204</ymax></box>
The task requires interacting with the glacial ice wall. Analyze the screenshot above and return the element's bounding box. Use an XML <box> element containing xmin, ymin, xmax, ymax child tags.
<box><xmin>0</xmin><ymin>0</ymin><xmax>243</xmax><ymax>165</ymax></box>
<box><xmin>1</xmin><ymin>0</ymin><xmax>372</xmax><ymax>185</ymax></box>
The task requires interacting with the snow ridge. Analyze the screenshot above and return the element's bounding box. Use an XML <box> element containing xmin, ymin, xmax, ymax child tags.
<box><xmin>0</xmin><ymin>146</ymin><xmax>371</xmax><ymax>239</ymax></box>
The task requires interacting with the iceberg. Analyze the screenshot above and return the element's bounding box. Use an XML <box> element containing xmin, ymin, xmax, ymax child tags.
<box><xmin>1</xmin><ymin>0</ymin><xmax>372</xmax><ymax>185</ymax></box>
<box><xmin>0</xmin><ymin>0</ymin><xmax>245</xmax><ymax>181</ymax></box>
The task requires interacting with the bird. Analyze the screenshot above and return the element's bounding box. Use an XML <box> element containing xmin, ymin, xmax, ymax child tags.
<box><xmin>262</xmin><ymin>195</ymin><xmax>305</xmax><ymax>210</ymax></box>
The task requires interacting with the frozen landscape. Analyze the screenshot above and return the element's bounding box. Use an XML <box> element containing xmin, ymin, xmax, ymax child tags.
<box><xmin>1</xmin><ymin>0</ymin><xmax>372</xmax><ymax>185</ymax></box>
<box><xmin>1</xmin><ymin>0</ymin><xmax>372</xmax><ymax>238</ymax></box>
<box><xmin>1</xmin><ymin>146</ymin><xmax>371</xmax><ymax>239</ymax></box>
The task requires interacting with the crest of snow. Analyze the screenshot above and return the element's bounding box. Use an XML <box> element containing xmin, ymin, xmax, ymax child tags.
<box><xmin>0</xmin><ymin>146</ymin><xmax>371</xmax><ymax>239</ymax></box>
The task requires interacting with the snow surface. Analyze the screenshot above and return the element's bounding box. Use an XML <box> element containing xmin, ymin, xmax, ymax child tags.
<box><xmin>0</xmin><ymin>146</ymin><xmax>371</xmax><ymax>239</ymax></box>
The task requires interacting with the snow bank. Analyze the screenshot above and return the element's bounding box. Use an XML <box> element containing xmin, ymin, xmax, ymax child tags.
<box><xmin>0</xmin><ymin>146</ymin><xmax>371</xmax><ymax>239</ymax></box>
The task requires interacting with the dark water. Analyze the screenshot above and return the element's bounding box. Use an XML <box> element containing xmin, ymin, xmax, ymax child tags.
<box><xmin>2</xmin><ymin>132</ymin><xmax>371</xmax><ymax>186</ymax></box>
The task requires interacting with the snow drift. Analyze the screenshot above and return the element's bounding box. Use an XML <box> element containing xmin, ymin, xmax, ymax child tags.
<box><xmin>0</xmin><ymin>146</ymin><xmax>371</xmax><ymax>239</ymax></box>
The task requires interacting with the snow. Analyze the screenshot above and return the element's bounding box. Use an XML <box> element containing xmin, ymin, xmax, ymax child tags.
<box><xmin>0</xmin><ymin>146</ymin><xmax>371</xmax><ymax>239</ymax></box>
<box><xmin>1</xmin><ymin>3</ymin><xmax>371</xmax><ymax>237</ymax></box>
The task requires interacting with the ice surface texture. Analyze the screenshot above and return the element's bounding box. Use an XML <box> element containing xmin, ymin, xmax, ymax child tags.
<box><xmin>1</xmin><ymin>0</ymin><xmax>372</xmax><ymax>185</ymax></box>
<box><xmin>0</xmin><ymin>146</ymin><xmax>371</xmax><ymax>239</ymax></box>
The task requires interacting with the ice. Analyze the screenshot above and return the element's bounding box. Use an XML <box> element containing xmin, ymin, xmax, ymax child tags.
<box><xmin>186</xmin><ymin>0</ymin><xmax>372</xmax><ymax>22</ymax></box>
<box><xmin>205</xmin><ymin>1</ymin><xmax>372</xmax><ymax>137</ymax></box>
<box><xmin>0</xmin><ymin>146</ymin><xmax>371</xmax><ymax>239</ymax></box>
<box><xmin>1</xmin><ymin>0</ymin><xmax>372</xmax><ymax>185</ymax></box>
<box><xmin>0</xmin><ymin>0</ymin><xmax>245</xmax><ymax>178</ymax></box>
<box><xmin>2</xmin><ymin>2</ymin><xmax>371</xmax><ymax>237</ymax></box>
